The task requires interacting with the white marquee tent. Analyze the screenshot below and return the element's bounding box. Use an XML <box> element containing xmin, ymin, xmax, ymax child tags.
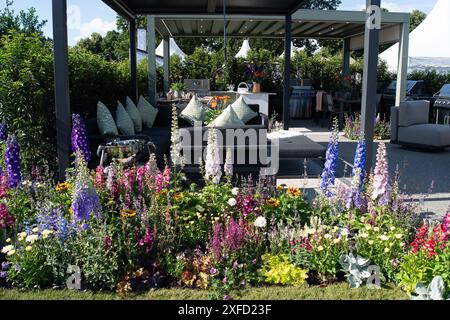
<box><xmin>380</xmin><ymin>0</ymin><xmax>450</xmax><ymax>73</ymax></box>
<box><xmin>235</xmin><ymin>39</ymin><xmax>252</xmax><ymax>58</ymax></box>
<box><xmin>137</xmin><ymin>30</ymin><xmax>187</xmax><ymax>65</ymax></box>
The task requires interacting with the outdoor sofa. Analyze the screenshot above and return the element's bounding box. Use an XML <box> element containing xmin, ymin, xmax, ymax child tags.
<box><xmin>86</xmin><ymin>103</ymin><xmax>271</xmax><ymax>173</ymax></box>
<box><xmin>391</xmin><ymin>100</ymin><xmax>450</xmax><ymax>149</ymax></box>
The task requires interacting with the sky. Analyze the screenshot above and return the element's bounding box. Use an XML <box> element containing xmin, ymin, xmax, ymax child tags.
<box><xmin>1</xmin><ymin>0</ymin><xmax>438</xmax><ymax>46</ymax></box>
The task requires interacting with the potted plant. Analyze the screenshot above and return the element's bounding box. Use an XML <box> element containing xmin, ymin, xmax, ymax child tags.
<box><xmin>244</xmin><ymin>63</ymin><xmax>266</xmax><ymax>93</ymax></box>
<box><xmin>171</xmin><ymin>82</ymin><xmax>186</xmax><ymax>99</ymax></box>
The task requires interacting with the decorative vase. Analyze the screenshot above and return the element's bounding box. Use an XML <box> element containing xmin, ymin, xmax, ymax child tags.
<box><xmin>252</xmin><ymin>82</ymin><xmax>261</xmax><ymax>93</ymax></box>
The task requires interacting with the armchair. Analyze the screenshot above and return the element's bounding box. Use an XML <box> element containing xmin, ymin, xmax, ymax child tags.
<box><xmin>391</xmin><ymin>100</ymin><xmax>450</xmax><ymax>149</ymax></box>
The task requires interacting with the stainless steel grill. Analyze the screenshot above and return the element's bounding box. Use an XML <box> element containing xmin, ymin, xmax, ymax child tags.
<box><xmin>434</xmin><ymin>84</ymin><xmax>450</xmax><ymax>125</ymax></box>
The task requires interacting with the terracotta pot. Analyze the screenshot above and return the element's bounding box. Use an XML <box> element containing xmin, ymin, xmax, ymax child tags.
<box><xmin>252</xmin><ymin>82</ymin><xmax>261</xmax><ymax>93</ymax></box>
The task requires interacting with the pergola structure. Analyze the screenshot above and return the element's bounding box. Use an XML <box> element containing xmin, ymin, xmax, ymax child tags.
<box><xmin>52</xmin><ymin>0</ymin><xmax>410</xmax><ymax>179</ymax></box>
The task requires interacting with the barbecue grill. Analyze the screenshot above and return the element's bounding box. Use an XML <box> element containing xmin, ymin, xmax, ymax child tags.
<box><xmin>290</xmin><ymin>85</ymin><xmax>316</xmax><ymax>119</ymax></box>
<box><xmin>433</xmin><ymin>84</ymin><xmax>450</xmax><ymax>125</ymax></box>
<box><xmin>382</xmin><ymin>80</ymin><xmax>431</xmax><ymax>119</ymax></box>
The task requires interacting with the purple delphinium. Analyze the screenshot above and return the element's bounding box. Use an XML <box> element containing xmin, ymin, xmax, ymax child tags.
<box><xmin>346</xmin><ymin>139</ymin><xmax>366</xmax><ymax>209</ymax></box>
<box><xmin>0</xmin><ymin>123</ymin><xmax>7</xmax><ymax>142</ymax></box>
<box><xmin>71</xmin><ymin>114</ymin><xmax>91</xmax><ymax>163</ymax></box>
<box><xmin>321</xmin><ymin>123</ymin><xmax>339</xmax><ymax>198</ymax></box>
<box><xmin>71</xmin><ymin>152</ymin><xmax>102</xmax><ymax>228</ymax></box>
<box><xmin>4</xmin><ymin>135</ymin><xmax>21</xmax><ymax>188</ymax></box>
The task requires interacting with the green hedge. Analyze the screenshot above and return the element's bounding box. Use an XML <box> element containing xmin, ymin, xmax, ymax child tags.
<box><xmin>0</xmin><ymin>32</ymin><xmax>148</xmax><ymax>173</ymax></box>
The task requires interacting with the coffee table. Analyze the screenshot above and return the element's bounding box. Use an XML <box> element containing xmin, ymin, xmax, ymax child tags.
<box><xmin>268</xmin><ymin>131</ymin><xmax>326</xmax><ymax>176</ymax></box>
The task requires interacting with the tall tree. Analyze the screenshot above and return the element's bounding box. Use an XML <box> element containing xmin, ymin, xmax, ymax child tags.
<box><xmin>0</xmin><ymin>0</ymin><xmax>46</xmax><ymax>38</ymax></box>
<box><xmin>410</xmin><ymin>9</ymin><xmax>426</xmax><ymax>32</ymax></box>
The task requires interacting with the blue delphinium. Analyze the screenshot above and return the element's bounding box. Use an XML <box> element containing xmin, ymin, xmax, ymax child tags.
<box><xmin>71</xmin><ymin>114</ymin><xmax>91</xmax><ymax>163</ymax></box>
<box><xmin>4</xmin><ymin>135</ymin><xmax>21</xmax><ymax>188</ymax></box>
<box><xmin>321</xmin><ymin>121</ymin><xmax>339</xmax><ymax>198</ymax></box>
<box><xmin>71</xmin><ymin>152</ymin><xmax>102</xmax><ymax>228</ymax></box>
<box><xmin>0</xmin><ymin>123</ymin><xmax>7</xmax><ymax>142</ymax></box>
<box><xmin>346</xmin><ymin>139</ymin><xmax>367</xmax><ymax>209</ymax></box>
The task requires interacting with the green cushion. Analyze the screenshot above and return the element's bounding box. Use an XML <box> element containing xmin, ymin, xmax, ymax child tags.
<box><xmin>180</xmin><ymin>96</ymin><xmax>207</xmax><ymax>125</ymax></box>
<box><xmin>137</xmin><ymin>96</ymin><xmax>159</xmax><ymax>128</ymax></box>
<box><xmin>231</xmin><ymin>96</ymin><xmax>258</xmax><ymax>123</ymax></box>
<box><xmin>97</xmin><ymin>101</ymin><xmax>118</xmax><ymax>136</ymax></box>
<box><xmin>115</xmin><ymin>101</ymin><xmax>135</xmax><ymax>135</ymax></box>
<box><xmin>208</xmin><ymin>106</ymin><xmax>245</xmax><ymax>128</ymax></box>
<box><xmin>125</xmin><ymin>97</ymin><xmax>142</xmax><ymax>133</ymax></box>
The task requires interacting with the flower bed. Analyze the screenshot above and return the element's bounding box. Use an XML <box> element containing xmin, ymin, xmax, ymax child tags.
<box><xmin>0</xmin><ymin>116</ymin><xmax>448</xmax><ymax>300</ymax></box>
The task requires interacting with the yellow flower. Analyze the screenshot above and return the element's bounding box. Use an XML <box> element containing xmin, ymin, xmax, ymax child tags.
<box><xmin>1</xmin><ymin>245</ymin><xmax>14</xmax><ymax>254</ymax></box>
<box><xmin>317</xmin><ymin>246</ymin><xmax>324</xmax><ymax>252</ymax></box>
<box><xmin>7</xmin><ymin>250</ymin><xmax>16</xmax><ymax>256</ymax></box>
<box><xmin>365</xmin><ymin>225</ymin><xmax>372</xmax><ymax>231</ymax></box>
<box><xmin>5</xmin><ymin>238</ymin><xmax>11</xmax><ymax>243</ymax></box>
<box><xmin>69</xmin><ymin>208</ymin><xmax>73</xmax><ymax>216</ymax></box>
<box><xmin>56</xmin><ymin>182</ymin><xmax>70</xmax><ymax>192</ymax></box>
<box><xmin>25</xmin><ymin>246</ymin><xmax>32</xmax><ymax>252</ymax></box>
<box><xmin>32</xmin><ymin>227</ymin><xmax>39</xmax><ymax>233</ymax></box>
<box><xmin>324</xmin><ymin>234</ymin><xmax>332</xmax><ymax>239</ymax></box>
<box><xmin>121</xmin><ymin>209</ymin><xmax>137</xmax><ymax>218</ymax></box>
<box><xmin>18</xmin><ymin>232</ymin><xmax>27</xmax><ymax>240</ymax></box>
<box><xmin>384</xmin><ymin>247</ymin><xmax>390</xmax><ymax>253</ymax></box>
<box><xmin>373</xmin><ymin>227</ymin><xmax>380</xmax><ymax>232</ymax></box>
<box><xmin>395</xmin><ymin>234</ymin><xmax>403</xmax><ymax>239</ymax></box>
<box><xmin>42</xmin><ymin>229</ymin><xmax>54</xmax><ymax>239</ymax></box>
<box><xmin>174</xmin><ymin>192</ymin><xmax>184</xmax><ymax>201</ymax></box>
<box><xmin>368</xmin><ymin>240</ymin><xmax>374</xmax><ymax>245</ymax></box>
<box><xmin>390</xmin><ymin>226</ymin><xmax>396</xmax><ymax>231</ymax></box>
<box><xmin>333</xmin><ymin>238</ymin><xmax>341</xmax><ymax>244</ymax></box>
<box><xmin>359</xmin><ymin>232</ymin><xmax>369</xmax><ymax>239</ymax></box>
<box><xmin>287</xmin><ymin>187</ymin><xmax>301</xmax><ymax>197</ymax></box>
<box><xmin>266</xmin><ymin>198</ymin><xmax>280</xmax><ymax>208</ymax></box>
<box><xmin>26</xmin><ymin>235</ymin><xmax>39</xmax><ymax>243</ymax></box>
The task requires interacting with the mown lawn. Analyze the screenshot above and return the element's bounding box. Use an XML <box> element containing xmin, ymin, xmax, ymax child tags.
<box><xmin>0</xmin><ymin>283</ymin><xmax>408</xmax><ymax>300</ymax></box>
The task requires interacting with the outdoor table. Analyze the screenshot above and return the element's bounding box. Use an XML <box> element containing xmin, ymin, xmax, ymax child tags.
<box><xmin>333</xmin><ymin>97</ymin><xmax>361</xmax><ymax>129</ymax></box>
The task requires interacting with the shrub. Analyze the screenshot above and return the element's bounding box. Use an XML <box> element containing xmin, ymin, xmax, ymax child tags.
<box><xmin>258</xmin><ymin>253</ymin><xmax>308</xmax><ymax>286</ymax></box>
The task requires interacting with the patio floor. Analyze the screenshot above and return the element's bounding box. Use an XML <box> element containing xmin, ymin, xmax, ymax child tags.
<box><xmin>276</xmin><ymin>120</ymin><xmax>450</xmax><ymax>220</ymax></box>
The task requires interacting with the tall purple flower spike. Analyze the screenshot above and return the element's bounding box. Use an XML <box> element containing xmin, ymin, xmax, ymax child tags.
<box><xmin>321</xmin><ymin>122</ymin><xmax>339</xmax><ymax>198</ymax></box>
<box><xmin>71</xmin><ymin>114</ymin><xmax>91</xmax><ymax>163</ymax></box>
<box><xmin>346</xmin><ymin>139</ymin><xmax>366</xmax><ymax>209</ymax></box>
<box><xmin>5</xmin><ymin>135</ymin><xmax>21</xmax><ymax>188</ymax></box>
<box><xmin>0</xmin><ymin>124</ymin><xmax>7</xmax><ymax>142</ymax></box>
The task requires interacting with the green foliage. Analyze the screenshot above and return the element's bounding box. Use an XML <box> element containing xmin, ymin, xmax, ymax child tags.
<box><xmin>0</xmin><ymin>31</ymin><xmax>56</xmax><ymax>172</ymax></box>
<box><xmin>258</xmin><ymin>254</ymin><xmax>308</xmax><ymax>286</ymax></box>
<box><xmin>408</xmin><ymin>70</ymin><xmax>450</xmax><ymax>95</ymax></box>
<box><xmin>410</xmin><ymin>10</ymin><xmax>426</xmax><ymax>32</ymax></box>
<box><xmin>0</xmin><ymin>1</ymin><xmax>46</xmax><ymax>38</ymax></box>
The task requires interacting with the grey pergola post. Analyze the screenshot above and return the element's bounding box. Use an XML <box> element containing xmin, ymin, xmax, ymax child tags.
<box><xmin>361</xmin><ymin>0</ymin><xmax>381</xmax><ymax>172</ymax></box>
<box><xmin>52</xmin><ymin>0</ymin><xmax>71</xmax><ymax>181</ymax></box>
<box><xmin>130</xmin><ymin>18</ymin><xmax>138</xmax><ymax>103</ymax></box>
<box><xmin>147</xmin><ymin>16</ymin><xmax>157</xmax><ymax>105</ymax></box>
<box><xmin>395</xmin><ymin>21</ymin><xmax>410</xmax><ymax>106</ymax></box>
<box><xmin>163</xmin><ymin>37</ymin><xmax>171</xmax><ymax>94</ymax></box>
<box><xmin>342</xmin><ymin>38</ymin><xmax>351</xmax><ymax>81</ymax></box>
<box><xmin>283</xmin><ymin>15</ymin><xmax>292</xmax><ymax>130</ymax></box>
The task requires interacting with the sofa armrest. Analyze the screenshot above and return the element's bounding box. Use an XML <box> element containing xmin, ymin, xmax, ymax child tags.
<box><xmin>390</xmin><ymin>106</ymin><xmax>399</xmax><ymax>143</ymax></box>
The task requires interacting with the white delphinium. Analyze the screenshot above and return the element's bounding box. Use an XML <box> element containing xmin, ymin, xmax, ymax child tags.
<box><xmin>224</xmin><ymin>148</ymin><xmax>233</xmax><ymax>178</ymax></box>
<box><xmin>205</xmin><ymin>129</ymin><xmax>222</xmax><ymax>184</ymax></box>
<box><xmin>170</xmin><ymin>104</ymin><xmax>183</xmax><ymax>167</ymax></box>
<box><xmin>228</xmin><ymin>198</ymin><xmax>237</xmax><ymax>207</ymax></box>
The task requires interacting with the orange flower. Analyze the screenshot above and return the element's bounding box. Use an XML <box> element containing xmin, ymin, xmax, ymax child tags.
<box><xmin>56</xmin><ymin>182</ymin><xmax>70</xmax><ymax>192</ymax></box>
<box><xmin>121</xmin><ymin>209</ymin><xmax>137</xmax><ymax>218</ymax></box>
<box><xmin>287</xmin><ymin>187</ymin><xmax>301</xmax><ymax>197</ymax></box>
<box><xmin>266</xmin><ymin>198</ymin><xmax>280</xmax><ymax>208</ymax></box>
